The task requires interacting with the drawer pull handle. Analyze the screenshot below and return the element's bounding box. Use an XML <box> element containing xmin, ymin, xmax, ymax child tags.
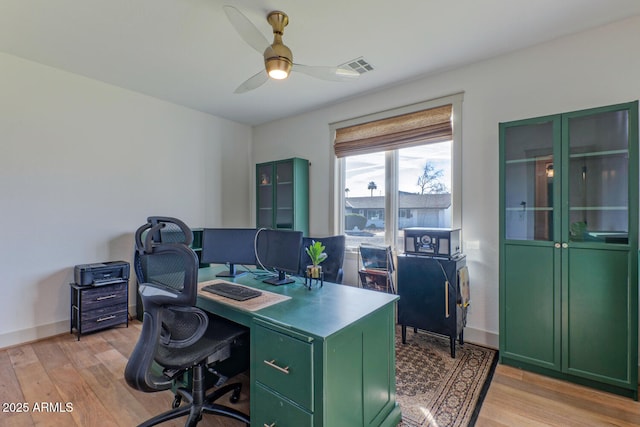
<box><xmin>264</xmin><ymin>424</ymin><xmax>276</xmax><ymax>427</ymax></box>
<box><xmin>97</xmin><ymin>294</ymin><xmax>118</xmax><ymax>301</ymax></box>
<box><xmin>444</xmin><ymin>280</ymin><xmax>450</xmax><ymax>318</ymax></box>
<box><xmin>97</xmin><ymin>315</ymin><xmax>116</xmax><ymax>323</ymax></box>
<box><xmin>263</xmin><ymin>359</ymin><xmax>290</xmax><ymax>374</ymax></box>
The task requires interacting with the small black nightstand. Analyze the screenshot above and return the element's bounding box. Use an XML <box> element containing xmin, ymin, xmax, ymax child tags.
<box><xmin>70</xmin><ymin>281</ymin><xmax>129</xmax><ymax>340</ymax></box>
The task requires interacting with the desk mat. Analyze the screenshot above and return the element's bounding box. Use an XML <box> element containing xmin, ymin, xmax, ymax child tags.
<box><xmin>198</xmin><ymin>279</ymin><xmax>291</xmax><ymax>312</ymax></box>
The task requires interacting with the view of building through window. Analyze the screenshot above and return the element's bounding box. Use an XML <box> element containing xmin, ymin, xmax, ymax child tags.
<box><xmin>344</xmin><ymin>141</ymin><xmax>452</xmax><ymax>250</ymax></box>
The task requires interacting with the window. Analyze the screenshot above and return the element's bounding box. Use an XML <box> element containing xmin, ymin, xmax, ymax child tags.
<box><xmin>399</xmin><ymin>209</ymin><xmax>413</xmax><ymax>219</ymax></box>
<box><xmin>331</xmin><ymin>94</ymin><xmax>462</xmax><ymax>251</ymax></box>
<box><xmin>343</xmin><ymin>151</ymin><xmax>385</xmax><ymax>245</ymax></box>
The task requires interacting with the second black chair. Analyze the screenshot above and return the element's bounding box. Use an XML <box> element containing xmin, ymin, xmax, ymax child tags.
<box><xmin>125</xmin><ymin>216</ymin><xmax>250</xmax><ymax>427</ymax></box>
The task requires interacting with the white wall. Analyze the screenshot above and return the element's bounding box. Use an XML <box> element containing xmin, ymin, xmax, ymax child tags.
<box><xmin>2</xmin><ymin>14</ymin><xmax>639</xmax><ymax>353</ymax></box>
<box><xmin>252</xmin><ymin>15</ymin><xmax>640</xmax><ymax>348</ymax></box>
<box><xmin>0</xmin><ymin>53</ymin><xmax>252</xmax><ymax>347</ymax></box>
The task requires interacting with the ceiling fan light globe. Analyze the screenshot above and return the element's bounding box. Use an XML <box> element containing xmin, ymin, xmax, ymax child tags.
<box><xmin>269</xmin><ymin>69</ymin><xmax>289</xmax><ymax>79</ymax></box>
<box><xmin>266</xmin><ymin>57</ymin><xmax>291</xmax><ymax>79</ymax></box>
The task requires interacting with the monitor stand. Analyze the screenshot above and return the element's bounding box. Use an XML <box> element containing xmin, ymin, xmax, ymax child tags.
<box><xmin>216</xmin><ymin>263</ymin><xmax>247</xmax><ymax>278</ymax></box>
<box><xmin>263</xmin><ymin>269</ymin><xmax>294</xmax><ymax>286</ymax></box>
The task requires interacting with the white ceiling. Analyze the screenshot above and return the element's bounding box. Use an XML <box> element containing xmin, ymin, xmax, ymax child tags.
<box><xmin>2</xmin><ymin>0</ymin><xmax>640</xmax><ymax>126</ymax></box>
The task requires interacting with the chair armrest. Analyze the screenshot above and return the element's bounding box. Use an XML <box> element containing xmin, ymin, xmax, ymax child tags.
<box><xmin>160</xmin><ymin>306</ymin><xmax>209</xmax><ymax>348</ymax></box>
<box><xmin>139</xmin><ymin>282</ymin><xmax>179</xmax><ymax>305</ymax></box>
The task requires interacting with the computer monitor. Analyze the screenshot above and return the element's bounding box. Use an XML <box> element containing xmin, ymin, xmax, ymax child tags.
<box><xmin>201</xmin><ymin>228</ymin><xmax>258</xmax><ymax>277</ymax></box>
<box><xmin>256</xmin><ymin>229</ymin><xmax>303</xmax><ymax>286</ymax></box>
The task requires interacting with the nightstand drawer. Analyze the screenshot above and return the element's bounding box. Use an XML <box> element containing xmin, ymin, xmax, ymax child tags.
<box><xmin>253</xmin><ymin>382</ymin><xmax>312</xmax><ymax>427</ymax></box>
<box><xmin>253</xmin><ymin>324</ymin><xmax>313</xmax><ymax>410</ymax></box>
<box><xmin>81</xmin><ymin>282</ymin><xmax>128</xmax><ymax>310</ymax></box>
<box><xmin>81</xmin><ymin>304</ymin><xmax>128</xmax><ymax>333</ymax></box>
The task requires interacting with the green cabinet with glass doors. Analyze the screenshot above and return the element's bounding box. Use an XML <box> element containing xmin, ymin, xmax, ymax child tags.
<box><xmin>256</xmin><ymin>157</ymin><xmax>309</xmax><ymax>235</ymax></box>
<box><xmin>499</xmin><ymin>101</ymin><xmax>638</xmax><ymax>399</ymax></box>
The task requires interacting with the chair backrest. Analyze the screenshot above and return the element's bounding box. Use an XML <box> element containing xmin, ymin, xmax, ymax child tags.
<box><xmin>125</xmin><ymin>217</ymin><xmax>207</xmax><ymax>392</ymax></box>
<box><xmin>133</xmin><ymin>216</ymin><xmax>196</xmax><ymax>300</ymax></box>
<box><xmin>299</xmin><ymin>235</ymin><xmax>346</xmax><ymax>283</ymax></box>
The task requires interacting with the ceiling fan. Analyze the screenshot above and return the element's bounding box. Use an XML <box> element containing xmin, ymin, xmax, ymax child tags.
<box><xmin>223</xmin><ymin>5</ymin><xmax>360</xmax><ymax>94</ymax></box>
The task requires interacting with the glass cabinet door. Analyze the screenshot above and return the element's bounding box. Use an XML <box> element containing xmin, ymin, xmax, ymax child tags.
<box><xmin>502</xmin><ymin>118</ymin><xmax>559</xmax><ymax>241</ymax></box>
<box><xmin>565</xmin><ymin>109</ymin><xmax>630</xmax><ymax>244</ymax></box>
<box><xmin>257</xmin><ymin>163</ymin><xmax>274</xmax><ymax>229</ymax></box>
<box><xmin>275</xmin><ymin>161</ymin><xmax>294</xmax><ymax>229</ymax></box>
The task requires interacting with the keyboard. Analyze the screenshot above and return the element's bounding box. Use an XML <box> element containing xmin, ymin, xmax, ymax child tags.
<box><xmin>202</xmin><ymin>282</ymin><xmax>262</xmax><ymax>301</ymax></box>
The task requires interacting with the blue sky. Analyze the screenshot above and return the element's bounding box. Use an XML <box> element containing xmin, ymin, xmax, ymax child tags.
<box><xmin>345</xmin><ymin>141</ymin><xmax>451</xmax><ymax>197</ymax></box>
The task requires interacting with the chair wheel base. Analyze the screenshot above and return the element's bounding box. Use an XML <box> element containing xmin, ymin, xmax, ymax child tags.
<box><xmin>172</xmin><ymin>396</ymin><xmax>181</xmax><ymax>409</ymax></box>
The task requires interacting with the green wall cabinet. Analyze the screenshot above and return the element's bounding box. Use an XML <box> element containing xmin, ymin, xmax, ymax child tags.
<box><xmin>499</xmin><ymin>101</ymin><xmax>638</xmax><ymax>399</ymax></box>
<box><xmin>256</xmin><ymin>157</ymin><xmax>309</xmax><ymax>235</ymax></box>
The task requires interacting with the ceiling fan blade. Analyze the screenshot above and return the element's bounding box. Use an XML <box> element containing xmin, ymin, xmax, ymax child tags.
<box><xmin>223</xmin><ymin>5</ymin><xmax>270</xmax><ymax>55</ymax></box>
<box><xmin>234</xmin><ymin>70</ymin><xmax>269</xmax><ymax>94</ymax></box>
<box><xmin>292</xmin><ymin>64</ymin><xmax>360</xmax><ymax>82</ymax></box>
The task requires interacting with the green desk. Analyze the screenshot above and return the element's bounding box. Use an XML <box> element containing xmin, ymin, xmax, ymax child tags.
<box><xmin>196</xmin><ymin>266</ymin><xmax>402</xmax><ymax>427</ymax></box>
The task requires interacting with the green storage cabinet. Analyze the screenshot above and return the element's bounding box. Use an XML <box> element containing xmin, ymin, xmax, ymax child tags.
<box><xmin>499</xmin><ymin>101</ymin><xmax>638</xmax><ymax>399</ymax></box>
<box><xmin>256</xmin><ymin>157</ymin><xmax>309</xmax><ymax>235</ymax></box>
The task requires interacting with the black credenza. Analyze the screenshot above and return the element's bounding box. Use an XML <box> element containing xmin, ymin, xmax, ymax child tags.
<box><xmin>397</xmin><ymin>254</ymin><xmax>467</xmax><ymax>357</ymax></box>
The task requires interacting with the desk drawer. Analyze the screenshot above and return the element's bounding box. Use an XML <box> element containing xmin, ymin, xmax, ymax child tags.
<box><xmin>81</xmin><ymin>282</ymin><xmax>128</xmax><ymax>310</ymax></box>
<box><xmin>253</xmin><ymin>324</ymin><xmax>313</xmax><ymax>410</ymax></box>
<box><xmin>81</xmin><ymin>304</ymin><xmax>128</xmax><ymax>333</ymax></box>
<box><xmin>253</xmin><ymin>382</ymin><xmax>312</xmax><ymax>427</ymax></box>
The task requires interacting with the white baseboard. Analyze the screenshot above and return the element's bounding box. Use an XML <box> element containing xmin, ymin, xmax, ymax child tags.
<box><xmin>0</xmin><ymin>320</ymin><xmax>69</xmax><ymax>349</ymax></box>
<box><xmin>0</xmin><ymin>306</ymin><xmax>137</xmax><ymax>350</ymax></box>
<box><xmin>462</xmin><ymin>326</ymin><xmax>499</xmax><ymax>350</ymax></box>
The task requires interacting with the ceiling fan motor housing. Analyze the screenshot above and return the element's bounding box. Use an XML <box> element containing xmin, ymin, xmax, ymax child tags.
<box><xmin>264</xmin><ymin>11</ymin><xmax>292</xmax><ymax>79</ymax></box>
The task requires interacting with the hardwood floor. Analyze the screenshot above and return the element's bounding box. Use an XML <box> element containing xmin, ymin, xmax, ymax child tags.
<box><xmin>476</xmin><ymin>364</ymin><xmax>640</xmax><ymax>427</ymax></box>
<box><xmin>0</xmin><ymin>321</ymin><xmax>638</xmax><ymax>426</ymax></box>
<box><xmin>0</xmin><ymin>322</ymin><xmax>248</xmax><ymax>427</ymax></box>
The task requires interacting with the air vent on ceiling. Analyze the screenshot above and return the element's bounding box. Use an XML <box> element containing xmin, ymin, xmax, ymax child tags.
<box><xmin>341</xmin><ymin>57</ymin><xmax>374</xmax><ymax>75</ymax></box>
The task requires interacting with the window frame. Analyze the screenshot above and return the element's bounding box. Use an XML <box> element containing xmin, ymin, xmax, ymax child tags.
<box><xmin>329</xmin><ymin>93</ymin><xmax>463</xmax><ymax>250</ymax></box>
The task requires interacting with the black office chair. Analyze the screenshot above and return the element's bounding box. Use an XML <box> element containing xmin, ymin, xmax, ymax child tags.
<box><xmin>299</xmin><ymin>235</ymin><xmax>346</xmax><ymax>283</ymax></box>
<box><xmin>125</xmin><ymin>216</ymin><xmax>250</xmax><ymax>427</ymax></box>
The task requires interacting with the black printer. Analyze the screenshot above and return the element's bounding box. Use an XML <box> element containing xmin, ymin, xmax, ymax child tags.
<box><xmin>74</xmin><ymin>261</ymin><xmax>130</xmax><ymax>286</ymax></box>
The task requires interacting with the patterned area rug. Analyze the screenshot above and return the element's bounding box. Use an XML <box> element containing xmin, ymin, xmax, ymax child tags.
<box><xmin>396</xmin><ymin>328</ymin><xmax>498</xmax><ymax>427</ymax></box>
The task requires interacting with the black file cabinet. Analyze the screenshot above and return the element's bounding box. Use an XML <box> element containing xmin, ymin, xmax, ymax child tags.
<box><xmin>397</xmin><ymin>254</ymin><xmax>467</xmax><ymax>357</ymax></box>
<box><xmin>70</xmin><ymin>281</ymin><xmax>129</xmax><ymax>340</ymax></box>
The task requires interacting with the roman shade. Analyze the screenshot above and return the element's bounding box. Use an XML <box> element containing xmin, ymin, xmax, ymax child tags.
<box><xmin>334</xmin><ymin>104</ymin><xmax>452</xmax><ymax>158</ymax></box>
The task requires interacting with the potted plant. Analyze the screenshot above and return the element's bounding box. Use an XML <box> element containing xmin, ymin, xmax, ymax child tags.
<box><xmin>305</xmin><ymin>240</ymin><xmax>327</xmax><ymax>279</ymax></box>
